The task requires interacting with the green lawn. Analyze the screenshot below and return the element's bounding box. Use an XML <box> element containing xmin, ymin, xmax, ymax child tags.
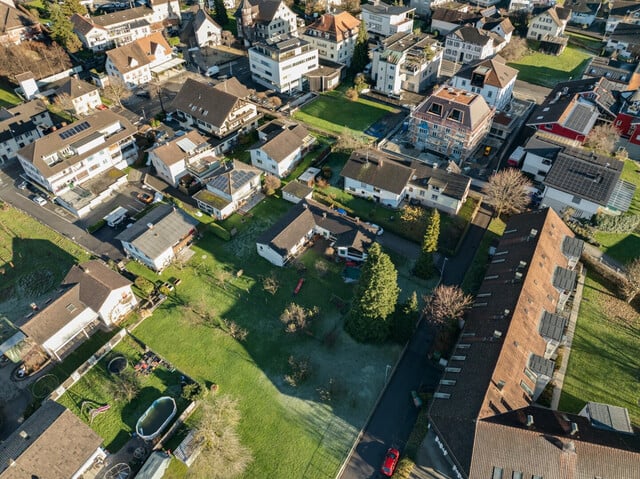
<box><xmin>121</xmin><ymin>195</ymin><xmax>426</xmax><ymax>478</ymax></box>
<box><xmin>0</xmin><ymin>207</ymin><xmax>91</xmax><ymax>318</ymax></box>
<box><xmin>57</xmin><ymin>334</ymin><xmax>189</xmax><ymax>451</ymax></box>
<box><xmin>461</xmin><ymin>217</ymin><xmax>506</xmax><ymax>294</ymax></box>
<box><xmin>566</xmin><ymin>32</ymin><xmax>603</xmax><ymax>53</ymax></box>
<box><xmin>0</xmin><ymin>80</ymin><xmax>21</xmax><ymax>108</ymax></box>
<box><xmin>507</xmin><ymin>45</ymin><xmax>593</xmax><ymax>88</ymax></box>
<box><xmin>293</xmin><ymin>93</ymin><xmax>398</xmax><ymax>136</ymax></box>
<box><xmin>558</xmin><ymin>270</ymin><xmax>640</xmax><ymax>425</ymax></box>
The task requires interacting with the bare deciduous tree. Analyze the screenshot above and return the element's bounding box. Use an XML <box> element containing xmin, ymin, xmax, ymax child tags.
<box><xmin>280</xmin><ymin>303</ymin><xmax>319</xmax><ymax>334</ymax></box>
<box><xmin>584</xmin><ymin>123</ymin><xmax>621</xmax><ymax>156</ymax></box>
<box><xmin>263</xmin><ymin>174</ymin><xmax>281</xmax><ymax>195</ymax></box>
<box><xmin>284</xmin><ymin>355</ymin><xmax>311</xmax><ymax>387</ymax></box>
<box><xmin>53</xmin><ymin>92</ymin><xmax>77</xmax><ymax>121</ymax></box>
<box><xmin>262</xmin><ymin>273</ymin><xmax>280</xmax><ymax>295</ymax></box>
<box><xmin>223</xmin><ymin>319</ymin><xmax>248</xmax><ymax>341</ymax></box>
<box><xmin>191</xmin><ymin>395</ymin><xmax>252</xmax><ymax>478</ymax></box>
<box><xmin>424</xmin><ymin>285</ymin><xmax>473</xmax><ymax>327</ymax></box>
<box><xmin>332</xmin><ymin>130</ymin><xmax>370</xmax><ymax>152</ymax></box>
<box><xmin>215</xmin><ymin>268</ymin><xmax>232</xmax><ymax>291</ymax></box>
<box><xmin>108</xmin><ymin>370</ymin><xmax>140</xmax><ymax>403</ymax></box>
<box><xmin>499</xmin><ymin>36</ymin><xmax>529</xmax><ymax>62</ymax></box>
<box><xmin>483</xmin><ymin>168</ymin><xmax>532</xmax><ymax>218</ymax></box>
<box><xmin>102</xmin><ymin>77</ymin><xmax>129</xmax><ymax>108</ymax></box>
<box><xmin>622</xmin><ymin>257</ymin><xmax>640</xmax><ymax>303</ymax></box>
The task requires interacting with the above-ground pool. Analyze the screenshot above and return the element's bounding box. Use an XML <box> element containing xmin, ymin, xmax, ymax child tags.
<box><xmin>135</xmin><ymin>396</ymin><xmax>177</xmax><ymax>441</ymax></box>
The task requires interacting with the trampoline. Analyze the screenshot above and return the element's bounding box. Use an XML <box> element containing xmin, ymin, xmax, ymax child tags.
<box><xmin>107</xmin><ymin>356</ymin><xmax>128</xmax><ymax>375</ymax></box>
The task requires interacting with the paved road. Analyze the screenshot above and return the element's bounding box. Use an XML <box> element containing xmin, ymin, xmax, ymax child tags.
<box><xmin>513</xmin><ymin>80</ymin><xmax>551</xmax><ymax>105</ymax></box>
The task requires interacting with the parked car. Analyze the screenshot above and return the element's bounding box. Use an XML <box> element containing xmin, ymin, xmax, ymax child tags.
<box><xmin>381</xmin><ymin>448</ymin><xmax>400</xmax><ymax>477</ymax></box>
<box><xmin>32</xmin><ymin>195</ymin><xmax>47</xmax><ymax>206</ymax></box>
<box><xmin>135</xmin><ymin>89</ymin><xmax>151</xmax><ymax>99</ymax></box>
<box><xmin>205</xmin><ymin>65</ymin><xmax>220</xmax><ymax>77</ymax></box>
<box><xmin>483</xmin><ymin>145</ymin><xmax>492</xmax><ymax>156</ymax></box>
<box><xmin>137</xmin><ymin>192</ymin><xmax>154</xmax><ymax>204</ymax></box>
<box><xmin>366</xmin><ymin>222</ymin><xmax>384</xmax><ymax>236</ymax></box>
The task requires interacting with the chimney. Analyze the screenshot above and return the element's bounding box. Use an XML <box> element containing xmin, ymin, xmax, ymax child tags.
<box><xmin>570</xmin><ymin>422</ymin><xmax>579</xmax><ymax>436</ymax></box>
<box><xmin>19</xmin><ymin>431</ymin><xmax>29</xmax><ymax>439</ymax></box>
<box><xmin>526</xmin><ymin>415</ymin><xmax>534</xmax><ymax>427</ymax></box>
<box><xmin>562</xmin><ymin>440</ymin><xmax>576</xmax><ymax>453</ymax></box>
<box><xmin>147</xmin><ymin>222</ymin><xmax>154</xmax><ymax>229</ymax></box>
<box><xmin>322</xmin><ymin>212</ymin><xmax>327</xmax><ymax>218</ymax></box>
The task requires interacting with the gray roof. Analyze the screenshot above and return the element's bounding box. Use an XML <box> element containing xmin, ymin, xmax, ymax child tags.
<box><xmin>91</xmin><ymin>6</ymin><xmax>152</xmax><ymax>27</ymax></box>
<box><xmin>62</xmin><ymin>260</ymin><xmax>132</xmax><ymax>313</ymax></box>
<box><xmin>206</xmin><ymin>160</ymin><xmax>261</xmax><ymax>196</ymax></box>
<box><xmin>116</xmin><ymin>204</ymin><xmax>199</xmax><ymax>260</ymax></box>
<box><xmin>585</xmin><ymin>402</ymin><xmax>634</xmax><ymax>434</ymax></box>
<box><xmin>562</xmin><ymin>235</ymin><xmax>584</xmax><ymax>259</ymax></box>
<box><xmin>608</xmin><ymin>0</ymin><xmax>640</xmax><ymax>16</ymax></box>
<box><xmin>341</xmin><ymin>149</ymin><xmax>414</xmax><ymax>195</ymax></box>
<box><xmin>256</xmin><ymin>124</ymin><xmax>309</xmax><ymax>162</ymax></box>
<box><xmin>448</xmin><ymin>25</ymin><xmax>501</xmax><ymax>46</ymax></box>
<box><xmin>528</xmin><ymin>353</ymin><xmax>555</xmax><ymax>377</ymax></box>
<box><xmin>282</xmin><ymin>180</ymin><xmax>313</xmax><ymax>199</ymax></box>
<box><xmin>0</xmin><ymin>100</ymin><xmax>48</xmax><ymax>144</ymax></box>
<box><xmin>193</xmin><ymin>7</ymin><xmax>220</xmax><ymax>32</ymax></box>
<box><xmin>610</xmin><ymin>22</ymin><xmax>640</xmax><ymax>44</ymax></box>
<box><xmin>52</xmin><ymin>76</ymin><xmax>98</xmax><ymax>100</ymax></box>
<box><xmin>583</xmin><ymin>57</ymin><xmax>640</xmax><ymax>85</ymax></box>
<box><xmin>413</xmin><ymin>86</ymin><xmax>494</xmax><ymax>130</ymax></box>
<box><xmin>170</xmin><ymin>78</ymin><xmax>245</xmax><ymax>128</ymax></box>
<box><xmin>409</xmin><ymin>162</ymin><xmax>471</xmax><ymax>200</ymax></box>
<box><xmin>362</xmin><ymin>2</ymin><xmax>415</xmax><ymax>16</ymax></box>
<box><xmin>235</xmin><ymin>0</ymin><xmax>284</xmax><ymax>22</ymax></box>
<box><xmin>543</xmin><ymin>151</ymin><xmax>623</xmax><ymax>204</ymax></box>
<box><xmin>539</xmin><ymin>310</ymin><xmax>567</xmax><ymax>341</ymax></box>
<box><xmin>552</xmin><ymin>266</ymin><xmax>577</xmax><ymax>292</ymax></box>
<box><xmin>136</xmin><ymin>451</ymin><xmax>172</xmax><ymax>479</ymax></box>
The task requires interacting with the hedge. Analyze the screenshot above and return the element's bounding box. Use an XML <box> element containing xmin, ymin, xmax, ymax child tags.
<box><xmin>87</xmin><ymin>219</ymin><xmax>106</xmax><ymax>233</ymax></box>
<box><xmin>208</xmin><ymin>222</ymin><xmax>231</xmax><ymax>241</ymax></box>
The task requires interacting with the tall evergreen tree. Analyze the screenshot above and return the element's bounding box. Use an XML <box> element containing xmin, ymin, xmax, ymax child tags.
<box><xmin>49</xmin><ymin>4</ymin><xmax>82</xmax><ymax>53</ymax></box>
<box><xmin>214</xmin><ymin>0</ymin><xmax>229</xmax><ymax>26</ymax></box>
<box><xmin>350</xmin><ymin>21</ymin><xmax>369</xmax><ymax>73</ymax></box>
<box><xmin>345</xmin><ymin>243</ymin><xmax>399</xmax><ymax>342</ymax></box>
<box><xmin>414</xmin><ymin>209</ymin><xmax>440</xmax><ymax>279</ymax></box>
<box><xmin>60</xmin><ymin>0</ymin><xmax>87</xmax><ymax>17</ymax></box>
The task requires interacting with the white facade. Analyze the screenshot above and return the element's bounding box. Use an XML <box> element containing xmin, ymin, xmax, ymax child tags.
<box><xmin>444</xmin><ymin>29</ymin><xmax>502</xmax><ymax>64</ymax></box>
<box><xmin>0</xmin><ymin>103</ymin><xmax>52</xmax><ymax>163</ymax></box>
<box><xmin>251</xmin><ymin>146</ymin><xmax>302</xmax><ymax>178</ymax></box>
<box><xmin>121</xmin><ymin>241</ymin><xmax>174</xmax><ymax>271</ymax></box>
<box><xmin>150</xmin><ymin>0</ymin><xmax>181</xmax><ymax>24</ymax></box>
<box><xmin>105</xmin><ymin>57</ymin><xmax>151</xmax><ymax>89</ymax></box>
<box><xmin>450</xmin><ymin>64</ymin><xmax>517</xmax><ymax>110</ymax></box>
<box><xmin>302</xmin><ymin>12</ymin><xmax>360</xmax><ymax>66</ymax></box>
<box><xmin>606</xmin><ymin>5</ymin><xmax>640</xmax><ymax>33</ymax></box>
<box><xmin>194</xmin><ymin>14</ymin><xmax>222</xmax><ymax>47</ymax></box>
<box><xmin>405</xmin><ymin>182</ymin><xmax>465</xmax><ymax>215</ymax></box>
<box><xmin>257</xmin><ymin>231</ymin><xmax>312</xmax><ymax>267</ymax></box>
<box><xmin>541</xmin><ymin>186</ymin><xmax>600</xmax><ymax>219</ymax></box>
<box><xmin>527</xmin><ymin>9</ymin><xmax>568</xmax><ymax>40</ymax></box>
<box><xmin>521</xmin><ymin>151</ymin><xmax>554</xmax><ymax>182</ymax></box>
<box><xmin>361</xmin><ymin>4</ymin><xmax>415</xmax><ymax>38</ymax></box>
<box><xmin>71</xmin><ymin>89</ymin><xmax>102</xmax><ymax>115</ymax></box>
<box><xmin>195</xmin><ymin>169</ymin><xmax>261</xmax><ymax>219</ymax></box>
<box><xmin>343</xmin><ymin>176</ymin><xmax>404</xmax><ymax>207</ymax></box>
<box><xmin>249</xmin><ymin>37</ymin><xmax>319</xmax><ymax>93</ymax></box>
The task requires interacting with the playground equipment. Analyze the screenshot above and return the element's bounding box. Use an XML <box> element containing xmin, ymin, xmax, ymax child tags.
<box><xmin>81</xmin><ymin>401</ymin><xmax>111</xmax><ymax>424</ymax></box>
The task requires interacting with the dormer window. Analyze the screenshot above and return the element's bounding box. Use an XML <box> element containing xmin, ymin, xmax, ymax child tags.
<box><xmin>449</xmin><ymin>109</ymin><xmax>463</xmax><ymax>122</ymax></box>
<box><xmin>428</xmin><ymin>103</ymin><xmax>442</xmax><ymax>116</ymax></box>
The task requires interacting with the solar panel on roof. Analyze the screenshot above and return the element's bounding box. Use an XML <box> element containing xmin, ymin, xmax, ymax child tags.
<box><xmin>58</xmin><ymin>121</ymin><xmax>91</xmax><ymax>141</ymax></box>
<box><xmin>176</xmin><ymin>138</ymin><xmax>198</xmax><ymax>152</ymax></box>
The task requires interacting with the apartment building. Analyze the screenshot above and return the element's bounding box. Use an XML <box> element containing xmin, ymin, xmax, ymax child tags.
<box><xmin>444</xmin><ymin>25</ymin><xmax>506</xmax><ymax>64</ymax></box>
<box><xmin>235</xmin><ymin>0</ymin><xmax>298</xmax><ymax>45</ymax></box>
<box><xmin>361</xmin><ymin>0</ymin><xmax>415</xmax><ymax>39</ymax></box>
<box><xmin>303</xmin><ymin>11</ymin><xmax>360</xmax><ymax>66</ymax></box>
<box><xmin>0</xmin><ymin>100</ymin><xmax>52</xmax><ymax>163</ymax></box>
<box><xmin>450</xmin><ymin>56</ymin><xmax>518</xmax><ymax>110</ymax></box>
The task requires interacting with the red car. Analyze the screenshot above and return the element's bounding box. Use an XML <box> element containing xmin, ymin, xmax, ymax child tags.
<box><xmin>381</xmin><ymin>447</ymin><xmax>400</xmax><ymax>477</ymax></box>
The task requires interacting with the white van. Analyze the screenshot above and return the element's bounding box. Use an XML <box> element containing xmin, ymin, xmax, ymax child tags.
<box><xmin>104</xmin><ymin>206</ymin><xmax>128</xmax><ymax>227</ymax></box>
<box><xmin>205</xmin><ymin>66</ymin><xmax>220</xmax><ymax>77</ymax></box>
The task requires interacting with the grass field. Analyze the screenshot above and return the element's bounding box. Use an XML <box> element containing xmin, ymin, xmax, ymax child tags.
<box><xmin>0</xmin><ymin>80</ymin><xmax>21</xmax><ymax>108</ymax></box>
<box><xmin>0</xmin><ymin>207</ymin><xmax>91</xmax><ymax>320</ymax></box>
<box><xmin>293</xmin><ymin>92</ymin><xmax>399</xmax><ymax>136</ymax></box>
<box><xmin>57</xmin><ymin>334</ymin><xmax>189</xmax><ymax>451</ymax></box>
<box><xmin>121</xmin><ymin>195</ymin><xmax>428</xmax><ymax>478</ymax></box>
<box><xmin>507</xmin><ymin>45</ymin><xmax>593</xmax><ymax>87</ymax></box>
<box><xmin>558</xmin><ymin>270</ymin><xmax>640</xmax><ymax>425</ymax></box>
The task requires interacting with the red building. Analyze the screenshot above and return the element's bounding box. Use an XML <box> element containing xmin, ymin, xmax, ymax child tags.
<box><xmin>614</xmin><ymin>89</ymin><xmax>640</xmax><ymax>145</ymax></box>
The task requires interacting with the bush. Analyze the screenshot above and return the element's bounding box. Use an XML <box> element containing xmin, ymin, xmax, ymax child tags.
<box><xmin>593</xmin><ymin>214</ymin><xmax>640</xmax><ymax>233</ymax></box>
<box><xmin>405</xmin><ymin>405</ymin><xmax>430</xmax><ymax>459</ymax></box>
<box><xmin>321</xmin><ymin>166</ymin><xmax>332</xmax><ymax>179</ymax></box>
<box><xmin>263</xmin><ymin>175</ymin><xmax>281</xmax><ymax>196</ymax></box>
<box><xmin>87</xmin><ymin>219</ymin><xmax>106</xmax><ymax>233</ymax></box>
<box><xmin>182</xmin><ymin>381</ymin><xmax>203</xmax><ymax>401</ymax></box>
<box><xmin>345</xmin><ymin>87</ymin><xmax>358</xmax><ymax>101</ymax></box>
<box><xmin>208</xmin><ymin>222</ymin><xmax>231</xmax><ymax>241</ymax></box>
<box><xmin>134</xmin><ymin>276</ymin><xmax>155</xmax><ymax>297</ymax></box>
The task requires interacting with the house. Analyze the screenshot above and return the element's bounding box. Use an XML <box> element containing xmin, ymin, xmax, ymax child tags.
<box><xmin>361</xmin><ymin>1</ymin><xmax>415</xmax><ymax>39</ymax></box>
<box><xmin>170</xmin><ymin>78</ymin><xmax>260</xmax><ymax>146</ymax></box>
<box><xmin>341</xmin><ymin>149</ymin><xmax>471</xmax><ymax>214</ymax></box>
<box><xmin>52</xmin><ymin>77</ymin><xmax>102</xmax><ymax>116</ymax></box>
<box><xmin>194</xmin><ymin>160</ymin><xmax>262</xmax><ymax>219</ymax></box>
<box><xmin>606</xmin><ymin>23</ymin><xmax>640</xmax><ymax>59</ymax></box>
<box><xmin>527</xmin><ymin>6</ymin><xmax>572</xmax><ymax>54</ymax></box>
<box><xmin>302</xmin><ymin>11</ymin><xmax>360</xmax><ymax>66</ymax></box>
<box><xmin>304</xmin><ymin>64</ymin><xmax>344</xmax><ymax>93</ymax></box>
<box><xmin>192</xmin><ymin>7</ymin><xmax>222</xmax><ymax>47</ymax></box>
<box><xmin>450</xmin><ymin>56</ymin><xmax>518</xmax><ymax>110</ymax></box>
<box><xmin>256</xmin><ymin>199</ymin><xmax>378</xmax><ymax>267</ymax></box>
<box><xmin>71</xmin><ymin>8</ymin><xmax>154</xmax><ymax>51</ymax></box>
<box><xmin>0</xmin><ymin>400</ymin><xmax>105</xmax><ymax>479</ymax></box>
<box><xmin>250</xmin><ymin>120</ymin><xmax>315</xmax><ymax>177</ymax></box>
<box><xmin>106</xmin><ymin>32</ymin><xmax>181</xmax><ymax>89</ymax></box>
<box><xmin>508</xmin><ymin>0</ymin><xmax>533</xmax><ymax>12</ymax></box>
<box><xmin>0</xmin><ymin>100</ymin><xmax>52</xmax><ymax>164</ymax></box>
<box><xmin>428</xmin><ymin>208</ymin><xmax>591</xmax><ymax>478</ymax></box>
<box><xmin>477</xmin><ymin>15</ymin><xmax>514</xmax><ymax>43</ymax></box>
<box><xmin>20</xmin><ymin>260</ymin><xmax>136</xmax><ymax>360</ymax></box>
<box><xmin>541</xmin><ymin>148</ymin><xmax>634</xmax><ymax>218</ymax></box>
<box><xmin>235</xmin><ymin>0</ymin><xmax>298</xmax><ymax>45</ymax></box>
<box><xmin>408</xmin><ymin>0</ymin><xmax>451</xmax><ymax>17</ymax></box>
<box><xmin>116</xmin><ymin>203</ymin><xmax>198</xmax><ymax>271</ymax></box>
<box><xmin>527</xmin><ymin>78</ymin><xmax>617</xmax><ymax>143</ymax></box>
<box><xmin>282</xmin><ymin>181</ymin><xmax>313</xmax><ymax>204</ymax></box>
<box><xmin>148</xmin><ymin>0</ymin><xmax>181</xmax><ymax>26</ymax></box>
<box><xmin>444</xmin><ymin>25</ymin><xmax>506</xmax><ymax>64</ymax></box>
<box><xmin>614</xmin><ymin>89</ymin><xmax>640</xmax><ymax>145</ymax></box>
<box><xmin>520</xmin><ymin>132</ymin><xmax>565</xmax><ymax>181</ymax></box>
<box><xmin>249</xmin><ymin>34</ymin><xmax>319</xmax><ymax>93</ymax></box>
<box><xmin>17</xmin><ymin>110</ymin><xmax>137</xmax><ymax>204</ymax></box>
<box><xmin>410</xmin><ymin>86</ymin><xmax>495</xmax><ymax>162</ymax></box>
<box><xmin>605</xmin><ymin>0</ymin><xmax>640</xmax><ymax>34</ymax></box>
<box><xmin>473</xmin><ymin>0</ymin><xmax>501</xmax><ymax>8</ymax></box>
<box><xmin>582</xmin><ymin>56</ymin><xmax>640</xmax><ymax>92</ymax></box>
<box><xmin>371</xmin><ymin>32</ymin><xmax>443</xmax><ymax>96</ymax></box>
<box><xmin>430</xmin><ymin>4</ymin><xmax>485</xmax><ymax>37</ymax></box>
<box><xmin>564</xmin><ymin>0</ymin><xmax>601</xmax><ymax>26</ymax></box>
<box><xmin>0</xmin><ymin>0</ymin><xmax>37</xmax><ymax>46</ymax></box>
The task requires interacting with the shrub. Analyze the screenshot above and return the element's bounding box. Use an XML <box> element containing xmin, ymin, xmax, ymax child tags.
<box><xmin>134</xmin><ymin>276</ymin><xmax>155</xmax><ymax>297</ymax></box>
<box><xmin>208</xmin><ymin>222</ymin><xmax>231</xmax><ymax>241</ymax></box>
<box><xmin>284</xmin><ymin>355</ymin><xmax>311</xmax><ymax>387</ymax></box>
<box><xmin>345</xmin><ymin>87</ymin><xmax>358</xmax><ymax>101</ymax></box>
<box><xmin>263</xmin><ymin>175</ymin><xmax>281</xmax><ymax>196</ymax></box>
<box><xmin>593</xmin><ymin>214</ymin><xmax>640</xmax><ymax>233</ymax></box>
<box><xmin>321</xmin><ymin>165</ymin><xmax>332</xmax><ymax>179</ymax></box>
<box><xmin>182</xmin><ymin>382</ymin><xmax>203</xmax><ymax>401</ymax></box>
<box><xmin>87</xmin><ymin>219</ymin><xmax>106</xmax><ymax>233</ymax></box>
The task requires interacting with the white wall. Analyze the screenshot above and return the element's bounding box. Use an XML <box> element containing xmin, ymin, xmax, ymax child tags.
<box><xmin>343</xmin><ymin>176</ymin><xmax>404</xmax><ymax>207</ymax></box>
<box><xmin>257</xmin><ymin>243</ymin><xmax>285</xmax><ymax>266</ymax></box>
<box><xmin>521</xmin><ymin>152</ymin><xmax>553</xmax><ymax>182</ymax></box>
<box><xmin>541</xmin><ymin>187</ymin><xmax>600</xmax><ymax>219</ymax></box>
<box><xmin>99</xmin><ymin>286</ymin><xmax>137</xmax><ymax>325</ymax></box>
<box><xmin>42</xmin><ymin>308</ymin><xmax>99</xmax><ymax>357</ymax></box>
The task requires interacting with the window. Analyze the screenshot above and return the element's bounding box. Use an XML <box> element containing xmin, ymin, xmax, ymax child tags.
<box><xmin>428</xmin><ymin>103</ymin><xmax>442</xmax><ymax>116</ymax></box>
<box><xmin>449</xmin><ymin>109</ymin><xmax>463</xmax><ymax>122</ymax></box>
<box><xmin>492</xmin><ymin>467</ymin><xmax>504</xmax><ymax>479</ymax></box>
<box><xmin>431</xmin><ymin>194</ymin><xmax>438</xmax><ymax>200</ymax></box>
<box><xmin>520</xmin><ymin>380</ymin><xmax>533</xmax><ymax>396</ymax></box>
<box><xmin>524</xmin><ymin>367</ymin><xmax>536</xmax><ymax>383</ymax></box>
<box><xmin>512</xmin><ymin>472</ymin><xmax>523</xmax><ymax>479</ymax></box>
<box><xmin>571</xmin><ymin>195</ymin><xmax>581</xmax><ymax>204</ymax></box>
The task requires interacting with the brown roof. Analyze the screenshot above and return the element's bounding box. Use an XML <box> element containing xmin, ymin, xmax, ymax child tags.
<box><xmin>282</xmin><ymin>180</ymin><xmax>313</xmax><ymax>199</ymax></box>
<box><xmin>256</xmin><ymin>124</ymin><xmax>310</xmax><ymax>162</ymax></box>
<box><xmin>471</xmin><ymin>407</ymin><xmax>640</xmax><ymax>479</ymax></box>
<box><xmin>106</xmin><ymin>32</ymin><xmax>171</xmax><ymax>74</ymax></box>
<box><xmin>53</xmin><ymin>76</ymin><xmax>98</xmax><ymax>100</ymax></box>
<box><xmin>0</xmin><ymin>1</ymin><xmax>33</xmax><ymax>34</ymax></box>
<box><xmin>413</xmin><ymin>86</ymin><xmax>494</xmax><ymax>130</ymax></box>
<box><xmin>0</xmin><ymin>401</ymin><xmax>103</xmax><ymax>479</ymax></box>
<box><xmin>71</xmin><ymin>13</ymin><xmax>103</xmax><ymax>35</ymax></box>
<box><xmin>537</xmin><ymin>5</ymin><xmax>572</xmax><ymax>25</ymax></box>
<box><xmin>212</xmin><ymin>76</ymin><xmax>250</xmax><ymax>98</ymax></box>
<box><xmin>150</xmin><ymin>129</ymin><xmax>210</xmax><ymax>166</ymax></box>
<box><xmin>92</xmin><ymin>6</ymin><xmax>152</xmax><ymax>27</ymax></box>
<box><xmin>341</xmin><ymin>149</ymin><xmax>414</xmax><ymax>195</ymax></box>
<box><xmin>305</xmin><ymin>11</ymin><xmax>360</xmax><ymax>42</ymax></box>
<box><xmin>62</xmin><ymin>260</ymin><xmax>132</xmax><ymax>313</ymax></box>
<box><xmin>455</xmin><ymin>55</ymin><xmax>518</xmax><ymax>88</ymax></box>
<box><xmin>429</xmin><ymin>208</ymin><xmax>578</xmax><ymax>473</ymax></box>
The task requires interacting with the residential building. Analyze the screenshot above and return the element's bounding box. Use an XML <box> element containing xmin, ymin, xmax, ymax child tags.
<box><xmin>564</xmin><ymin>0</ymin><xmax>601</xmax><ymax>26</ymax></box>
<box><xmin>614</xmin><ymin>89</ymin><xmax>640</xmax><ymax>145</ymax></box>
<box><xmin>508</xmin><ymin>0</ymin><xmax>532</xmax><ymax>12</ymax></box>
<box><xmin>520</xmin><ymin>132</ymin><xmax>565</xmax><ymax>182</ymax></box>
<box><xmin>0</xmin><ymin>100</ymin><xmax>52</xmax><ymax>164</ymax></box>
<box><xmin>148</xmin><ymin>0</ymin><xmax>181</xmax><ymax>25</ymax></box>
<box><xmin>116</xmin><ymin>203</ymin><xmax>198</xmax><ymax>271</ymax></box>
<box><xmin>341</xmin><ymin>149</ymin><xmax>471</xmax><ymax>214</ymax></box>
<box><xmin>282</xmin><ymin>181</ymin><xmax>313</xmax><ymax>204</ymax></box>
<box><xmin>71</xmin><ymin>8</ymin><xmax>154</xmax><ymax>51</ymax></box>
<box><xmin>0</xmin><ymin>401</ymin><xmax>105</xmax><ymax>479</ymax></box>
<box><xmin>527</xmin><ymin>6</ymin><xmax>572</xmax><ymax>54</ymax></box>
<box><xmin>106</xmin><ymin>32</ymin><xmax>180</xmax><ymax>89</ymax></box>
<box><xmin>428</xmin><ymin>208</ymin><xmax>593</xmax><ymax>478</ymax></box>
<box><xmin>409</xmin><ymin>0</ymin><xmax>450</xmax><ymax>17</ymax></box>
<box><xmin>304</xmin><ymin>64</ymin><xmax>343</xmax><ymax>92</ymax></box>
<box><xmin>477</xmin><ymin>15</ymin><xmax>514</xmax><ymax>42</ymax></box>
<box><xmin>194</xmin><ymin>160</ymin><xmax>262</xmax><ymax>219</ymax></box>
<box><xmin>256</xmin><ymin>199</ymin><xmax>378</xmax><ymax>267</ymax></box>
<box><xmin>527</xmin><ymin>78</ymin><xmax>617</xmax><ymax>143</ymax></box>
<box><xmin>606</xmin><ymin>22</ymin><xmax>640</xmax><ymax>59</ymax></box>
<box><xmin>582</xmin><ymin>56</ymin><xmax>640</xmax><ymax>91</ymax></box>
<box><xmin>410</xmin><ymin>86</ymin><xmax>494</xmax><ymax>162</ymax></box>
<box><xmin>450</xmin><ymin>56</ymin><xmax>518</xmax><ymax>110</ymax></box>
<box><xmin>20</xmin><ymin>260</ymin><xmax>136</xmax><ymax>360</ymax></box>
<box><xmin>235</xmin><ymin>0</ymin><xmax>298</xmax><ymax>45</ymax></box>
<box><xmin>361</xmin><ymin>1</ymin><xmax>415</xmax><ymax>39</ymax></box>
<box><xmin>0</xmin><ymin>0</ymin><xmax>37</xmax><ymax>46</ymax></box>
<box><xmin>17</xmin><ymin>110</ymin><xmax>137</xmax><ymax>196</ymax></box>
<box><xmin>52</xmin><ymin>76</ymin><xmax>102</xmax><ymax>116</ymax></box>
<box><xmin>431</xmin><ymin>4</ymin><xmax>485</xmax><ymax>37</ymax></box>
<box><xmin>170</xmin><ymin>78</ymin><xmax>260</xmax><ymax>146</ymax></box>
<box><xmin>250</xmin><ymin>120</ymin><xmax>315</xmax><ymax>178</ymax></box>
<box><xmin>371</xmin><ymin>32</ymin><xmax>443</xmax><ymax>96</ymax></box>
<box><xmin>302</xmin><ymin>11</ymin><xmax>360</xmax><ymax>66</ymax></box>
<box><xmin>249</xmin><ymin>35</ymin><xmax>319</xmax><ymax>93</ymax></box>
<box><xmin>541</xmin><ymin>148</ymin><xmax>634</xmax><ymax>218</ymax></box>
<box><xmin>605</xmin><ymin>0</ymin><xmax>640</xmax><ymax>34</ymax></box>
<box><xmin>192</xmin><ymin>7</ymin><xmax>222</xmax><ymax>47</ymax></box>
<box><xmin>473</xmin><ymin>0</ymin><xmax>501</xmax><ymax>8</ymax></box>
<box><xmin>444</xmin><ymin>25</ymin><xmax>506</xmax><ymax>64</ymax></box>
